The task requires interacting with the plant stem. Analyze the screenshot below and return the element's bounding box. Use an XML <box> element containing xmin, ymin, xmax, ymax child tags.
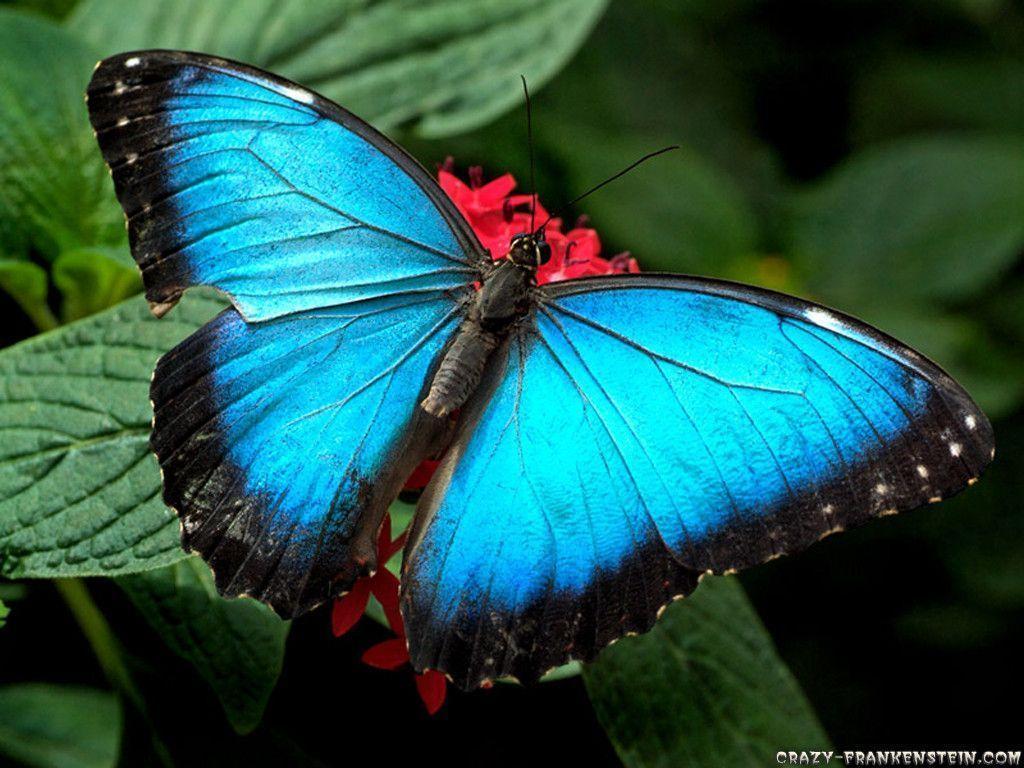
<box><xmin>21</xmin><ymin>300</ymin><xmax>59</xmax><ymax>333</ymax></box>
<box><xmin>55</xmin><ymin>578</ymin><xmax>174</xmax><ymax>768</ymax></box>
<box><xmin>55</xmin><ymin>578</ymin><xmax>142</xmax><ymax>708</ymax></box>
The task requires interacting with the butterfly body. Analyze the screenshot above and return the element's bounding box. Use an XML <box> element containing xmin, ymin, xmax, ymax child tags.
<box><xmin>87</xmin><ymin>50</ymin><xmax>994</xmax><ymax>690</ymax></box>
<box><xmin>423</xmin><ymin>244</ymin><xmax>540</xmax><ymax>417</ymax></box>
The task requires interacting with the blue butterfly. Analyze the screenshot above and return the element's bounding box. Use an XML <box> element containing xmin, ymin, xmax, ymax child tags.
<box><xmin>87</xmin><ymin>51</ymin><xmax>993</xmax><ymax>689</ymax></box>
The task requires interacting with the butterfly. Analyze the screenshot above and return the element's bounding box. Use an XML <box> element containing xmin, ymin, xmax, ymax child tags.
<box><xmin>87</xmin><ymin>50</ymin><xmax>993</xmax><ymax>690</ymax></box>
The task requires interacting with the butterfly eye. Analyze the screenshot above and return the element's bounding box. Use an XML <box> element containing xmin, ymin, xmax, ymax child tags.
<box><xmin>536</xmin><ymin>241</ymin><xmax>551</xmax><ymax>265</ymax></box>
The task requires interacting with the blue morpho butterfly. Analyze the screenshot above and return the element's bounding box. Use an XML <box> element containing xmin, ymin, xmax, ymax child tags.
<box><xmin>87</xmin><ymin>51</ymin><xmax>993</xmax><ymax>690</ymax></box>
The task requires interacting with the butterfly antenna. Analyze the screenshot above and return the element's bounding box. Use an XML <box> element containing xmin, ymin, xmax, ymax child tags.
<box><xmin>535</xmin><ymin>145</ymin><xmax>680</xmax><ymax>234</ymax></box>
<box><xmin>521</xmin><ymin>75</ymin><xmax>538</xmax><ymax>233</ymax></box>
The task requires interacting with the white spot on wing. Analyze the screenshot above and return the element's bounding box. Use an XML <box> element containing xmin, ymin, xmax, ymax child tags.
<box><xmin>279</xmin><ymin>85</ymin><xmax>314</xmax><ymax>105</ymax></box>
<box><xmin>916</xmin><ymin>465</ymin><xmax>929</xmax><ymax>479</ymax></box>
<box><xmin>949</xmin><ymin>442</ymin><xmax>962</xmax><ymax>457</ymax></box>
<box><xmin>804</xmin><ymin>307</ymin><xmax>844</xmax><ymax>332</ymax></box>
<box><xmin>116</xmin><ymin>117</ymin><xmax>129</xmax><ymax>127</ymax></box>
<box><xmin>965</xmin><ymin>414</ymin><xmax>977</xmax><ymax>430</ymax></box>
<box><xmin>874</xmin><ymin>483</ymin><xmax>888</xmax><ymax>495</ymax></box>
<box><xmin>125</xmin><ymin>56</ymin><xmax>141</xmax><ymax>68</ymax></box>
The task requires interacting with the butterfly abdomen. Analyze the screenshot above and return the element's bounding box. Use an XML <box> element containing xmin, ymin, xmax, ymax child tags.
<box><xmin>422</xmin><ymin>261</ymin><xmax>535</xmax><ymax>417</ymax></box>
<box><xmin>421</xmin><ymin>320</ymin><xmax>500</xmax><ymax>417</ymax></box>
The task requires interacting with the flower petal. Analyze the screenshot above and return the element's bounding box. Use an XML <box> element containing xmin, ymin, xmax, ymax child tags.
<box><xmin>415</xmin><ymin>670</ymin><xmax>448</xmax><ymax>715</ymax></box>
<box><xmin>370</xmin><ymin>568</ymin><xmax>404</xmax><ymax>635</ymax></box>
<box><xmin>385</xmin><ymin>530</ymin><xmax>408</xmax><ymax>561</ymax></box>
<box><xmin>477</xmin><ymin>173</ymin><xmax>517</xmax><ymax>205</ymax></box>
<box><xmin>438</xmin><ymin>170</ymin><xmax>471</xmax><ymax>202</ymax></box>
<box><xmin>331</xmin><ymin>579</ymin><xmax>371</xmax><ymax>637</ymax></box>
<box><xmin>404</xmin><ymin>459</ymin><xmax>440</xmax><ymax>491</ymax></box>
<box><xmin>361</xmin><ymin>638</ymin><xmax>410</xmax><ymax>670</ymax></box>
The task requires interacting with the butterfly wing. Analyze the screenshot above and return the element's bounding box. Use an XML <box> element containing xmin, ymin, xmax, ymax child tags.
<box><xmin>154</xmin><ymin>293</ymin><xmax>464</xmax><ymax>615</ymax></box>
<box><xmin>87</xmin><ymin>51</ymin><xmax>484</xmax><ymax>616</ymax></box>
<box><xmin>86</xmin><ymin>50</ymin><xmax>483</xmax><ymax>320</ymax></box>
<box><xmin>401</xmin><ymin>274</ymin><xmax>993</xmax><ymax>688</ymax></box>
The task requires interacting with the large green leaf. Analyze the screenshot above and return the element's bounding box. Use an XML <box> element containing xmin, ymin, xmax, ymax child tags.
<box><xmin>0</xmin><ymin>9</ymin><xmax>122</xmax><ymax>263</ymax></box>
<box><xmin>118</xmin><ymin>557</ymin><xmax>289</xmax><ymax>734</ymax></box>
<box><xmin>0</xmin><ymin>684</ymin><xmax>121</xmax><ymax>768</ymax></box>
<box><xmin>68</xmin><ymin>0</ymin><xmax>608</xmax><ymax>137</ymax></box>
<box><xmin>0</xmin><ymin>292</ymin><xmax>223</xmax><ymax>578</ymax></box>
<box><xmin>854</xmin><ymin>56</ymin><xmax>1024</xmax><ymax>142</ymax></box>
<box><xmin>787</xmin><ymin>136</ymin><xmax>1024</xmax><ymax>307</ymax></box>
<box><xmin>584</xmin><ymin>576</ymin><xmax>829</xmax><ymax>768</ymax></box>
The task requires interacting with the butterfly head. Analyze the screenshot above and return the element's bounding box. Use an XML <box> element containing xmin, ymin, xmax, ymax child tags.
<box><xmin>507</xmin><ymin>233</ymin><xmax>551</xmax><ymax>269</ymax></box>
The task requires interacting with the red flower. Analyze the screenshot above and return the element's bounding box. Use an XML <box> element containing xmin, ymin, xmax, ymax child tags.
<box><xmin>336</xmin><ymin>164</ymin><xmax>638</xmax><ymax>714</ymax></box>
<box><xmin>436</xmin><ymin>161</ymin><xmax>639</xmax><ymax>286</ymax></box>
<box><xmin>332</xmin><ymin>512</ymin><xmax>447</xmax><ymax>713</ymax></box>
<box><xmin>331</xmin><ymin>512</ymin><xmax>405</xmax><ymax>636</ymax></box>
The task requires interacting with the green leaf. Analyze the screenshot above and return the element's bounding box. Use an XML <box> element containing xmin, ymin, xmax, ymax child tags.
<box><xmin>0</xmin><ymin>292</ymin><xmax>224</xmax><ymax>579</ymax></box>
<box><xmin>0</xmin><ymin>9</ymin><xmax>123</xmax><ymax>262</ymax></box>
<box><xmin>541</xmin><ymin>125</ymin><xmax>759</xmax><ymax>275</ymax></box>
<box><xmin>0</xmin><ymin>684</ymin><xmax>122</xmax><ymax>768</ymax></box>
<box><xmin>0</xmin><ymin>258</ymin><xmax>58</xmax><ymax>332</ymax></box>
<box><xmin>584</xmin><ymin>576</ymin><xmax>829</xmax><ymax>768</ymax></box>
<box><xmin>118</xmin><ymin>556</ymin><xmax>289</xmax><ymax>734</ymax></box>
<box><xmin>0</xmin><ymin>598</ymin><xmax>7</xmax><ymax>629</ymax></box>
<box><xmin>52</xmin><ymin>247</ymin><xmax>143</xmax><ymax>323</ymax></box>
<box><xmin>68</xmin><ymin>0</ymin><xmax>609</xmax><ymax>137</ymax></box>
<box><xmin>11</xmin><ymin>0</ymin><xmax>81</xmax><ymax>21</ymax></box>
<box><xmin>787</xmin><ymin>136</ymin><xmax>1024</xmax><ymax>306</ymax></box>
<box><xmin>854</xmin><ymin>56</ymin><xmax>1024</xmax><ymax>142</ymax></box>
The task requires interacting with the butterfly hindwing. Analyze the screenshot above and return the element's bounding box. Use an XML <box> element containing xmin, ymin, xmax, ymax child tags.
<box><xmin>87</xmin><ymin>51</ymin><xmax>485</xmax><ymax>616</ymax></box>
<box><xmin>152</xmin><ymin>291</ymin><xmax>466</xmax><ymax>616</ymax></box>
<box><xmin>86</xmin><ymin>50</ymin><xmax>482</xmax><ymax>321</ymax></box>
<box><xmin>401</xmin><ymin>274</ymin><xmax>993</xmax><ymax>688</ymax></box>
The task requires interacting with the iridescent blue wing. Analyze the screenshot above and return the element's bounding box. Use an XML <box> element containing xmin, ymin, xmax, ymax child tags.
<box><xmin>87</xmin><ymin>51</ymin><xmax>483</xmax><ymax>615</ymax></box>
<box><xmin>151</xmin><ymin>291</ymin><xmax>466</xmax><ymax>616</ymax></box>
<box><xmin>86</xmin><ymin>50</ymin><xmax>483</xmax><ymax>320</ymax></box>
<box><xmin>402</xmin><ymin>274</ymin><xmax>993</xmax><ymax>688</ymax></box>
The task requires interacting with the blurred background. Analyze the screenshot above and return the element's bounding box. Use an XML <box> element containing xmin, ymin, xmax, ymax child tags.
<box><xmin>0</xmin><ymin>0</ymin><xmax>1022</xmax><ymax>766</ymax></box>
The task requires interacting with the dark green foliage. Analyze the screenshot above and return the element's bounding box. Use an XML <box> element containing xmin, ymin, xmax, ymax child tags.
<box><xmin>584</xmin><ymin>577</ymin><xmax>829</xmax><ymax>767</ymax></box>
<box><xmin>0</xmin><ymin>293</ymin><xmax>222</xmax><ymax>579</ymax></box>
<box><xmin>118</xmin><ymin>558</ymin><xmax>288</xmax><ymax>734</ymax></box>
<box><xmin>0</xmin><ymin>684</ymin><xmax>121</xmax><ymax>768</ymax></box>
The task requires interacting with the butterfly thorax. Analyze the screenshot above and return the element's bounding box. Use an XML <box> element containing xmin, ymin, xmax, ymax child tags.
<box><xmin>420</xmin><ymin>251</ymin><xmax>538</xmax><ymax>418</ymax></box>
